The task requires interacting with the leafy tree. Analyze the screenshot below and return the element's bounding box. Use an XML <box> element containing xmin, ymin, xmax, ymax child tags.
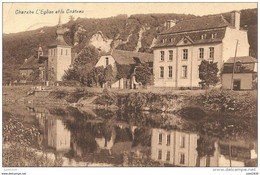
<box><xmin>116</xmin><ymin>63</ymin><xmax>132</xmax><ymax>79</ymax></box>
<box><xmin>199</xmin><ymin>60</ymin><xmax>219</xmax><ymax>87</ymax></box>
<box><xmin>104</xmin><ymin>65</ymin><xmax>115</xmax><ymax>86</ymax></box>
<box><xmin>135</xmin><ymin>63</ymin><xmax>153</xmax><ymax>86</ymax></box>
<box><xmin>87</xmin><ymin>66</ymin><xmax>105</xmax><ymax>87</ymax></box>
<box><xmin>196</xmin><ymin>136</ymin><xmax>216</xmax><ymax>167</ymax></box>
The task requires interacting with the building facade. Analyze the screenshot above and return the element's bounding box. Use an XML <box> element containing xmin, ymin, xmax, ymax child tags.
<box><xmin>95</xmin><ymin>49</ymin><xmax>153</xmax><ymax>89</ymax></box>
<box><xmin>153</xmin><ymin>11</ymin><xmax>250</xmax><ymax>88</ymax></box>
<box><xmin>222</xmin><ymin>56</ymin><xmax>257</xmax><ymax>90</ymax></box>
<box><xmin>48</xmin><ymin>16</ymin><xmax>72</xmax><ymax>82</ymax></box>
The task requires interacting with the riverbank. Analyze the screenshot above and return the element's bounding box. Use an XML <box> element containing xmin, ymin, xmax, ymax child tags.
<box><xmin>3</xmin><ymin>85</ymin><xmax>257</xmax><ymax>116</ymax></box>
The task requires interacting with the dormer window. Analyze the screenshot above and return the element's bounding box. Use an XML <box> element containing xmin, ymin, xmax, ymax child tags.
<box><xmin>211</xmin><ymin>33</ymin><xmax>217</xmax><ymax>39</ymax></box>
<box><xmin>161</xmin><ymin>39</ymin><xmax>166</xmax><ymax>43</ymax></box>
<box><xmin>201</xmin><ymin>34</ymin><xmax>207</xmax><ymax>40</ymax></box>
<box><xmin>169</xmin><ymin>38</ymin><xmax>175</xmax><ymax>43</ymax></box>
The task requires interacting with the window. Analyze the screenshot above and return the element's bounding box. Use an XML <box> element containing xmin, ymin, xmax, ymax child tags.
<box><xmin>166</xmin><ymin>134</ymin><xmax>171</xmax><ymax>145</ymax></box>
<box><xmin>211</xmin><ymin>33</ymin><xmax>217</xmax><ymax>39</ymax></box>
<box><xmin>199</xmin><ymin>48</ymin><xmax>204</xmax><ymax>59</ymax></box>
<box><xmin>160</xmin><ymin>67</ymin><xmax>164</xmax><ymax>78</ymax></box>
<box><xmin>161</xmin><ymin>39</ymin><xmax>166</xmax><ymax>43</ymax></box>
<box><xmin>209</xmin><ymin>47</ymin><xmax>214</xmax><ymax>60</ymax></box>
<box><xmin>160</xmin><ymin>51</ymin><xmax>165</xmax><ymax>61</ymax></box>
<box><xmin>168</xmin><ymin>66</ymin><xmax>172</xmax><ymax>78</ymax></box>
<box><xmin>179</xmin><ymin>153</ymin><xmax>185</xmax><ymax>164</ymax></box>
<box><xmin>235</xmin><ymin>61</ymin><xmax>242</xmax><ymax>72</ymax></box>
<box><xmin>169</xmin><ymin>50</ymin><xmax>173</xmax><ymax>61</ymax></box>
<box><xmin>158</xmin><ymin>150</ymin><xmax>162</xmax><ymax>160</ymax></box>
<box><xmin>105</xmin><ymin>57</ymin><xmax>109</xmax><ymax>66</ymax></box>
<box><xmin>166</xmin><ymin>151</ymin><xmax>171</xmax><ymax>161</ymax></box>
<box><xmin>180</xmin><ymin>135</ymin><xmax>185</xmax><ymax>148</ymax></box>
<box><xmin>181</xmin><ymin>66</ymin><xmax>187</xmax><ymax>78</ymax></box>
<box><xmin>158</xmin><ymin>133</ymin><xmax>163</xmax><ymax>145</ymax></box>
<box><xmin>61</xmin><ymin>49</ymin><xmax>63</xmax><ymax>55</ymax></box>
<box><xmin>169</xmin><ymin>38</ymin><xmax>175</xmax><ymax>43</ymax></box>
<box><xmin>183</xmin><ymin>49</ymin><xmax>188</xmax><ymax>60</ymax></box>
<box><xmin>201</xmin><ymin>34</ymin><xmax>207</xmax><ymax>40</ymax></box>
<box><xmin>66</xmin><ymin>49</ymin><xmax>68</xmax><ymax>55</ymax></box>
<box><xmin>50</xmin><ymin>49</ymin><xmax>52</xmax><ymax>56</ymax></box>
<box><xmin>54</xmin><ymin>49</ymin><xmax>56</xmax><ymax>56</ymax></box>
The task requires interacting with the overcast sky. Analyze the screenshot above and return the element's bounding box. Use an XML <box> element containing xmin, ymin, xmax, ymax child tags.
<box><xmin>3</xmin><ymin>2</ymin><xmax>257</xmax><ymax>34</ymax></box>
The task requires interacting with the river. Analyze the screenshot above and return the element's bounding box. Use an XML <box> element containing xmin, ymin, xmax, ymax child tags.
<box><xmin>3</xmin><ymin>104</ymin><xmax>257</xmax><ymax>167</ymax></box>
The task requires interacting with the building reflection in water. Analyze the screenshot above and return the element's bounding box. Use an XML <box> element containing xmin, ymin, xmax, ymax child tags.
<box><xmin>151</xmin><ymin>128</ymin><xmax>257</xmax><ymax>167</ymax></box>
<box><xmin>31</xmin><ymin>107</ymin><xmax>257</xmax><ymax>167</ymax></box>
<box><xmin>151</xmin><ymin>128</ymin><xmax>198</xmax><ymax>166</ymax></box>
<box><xmin>33</xmin><ymin>107</ymin><xmax>71</xmax><ymax>155</ymax></box>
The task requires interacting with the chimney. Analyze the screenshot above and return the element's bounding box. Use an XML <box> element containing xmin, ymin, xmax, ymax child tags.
<box><xmin>165</xmin><ymin>20</ymin><xmax>177</xmax><ymax>30</ymax></box>
<box><xmin>231</xmin><ymin>11</ymin><xmax>241</xmax><ymax>30</ymax></box>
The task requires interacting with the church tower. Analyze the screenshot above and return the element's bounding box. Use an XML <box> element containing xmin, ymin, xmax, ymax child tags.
<box><xmin>48</xmin><ymin>15</ymin><xmax>72</xmax><ymax>82</ymax></box>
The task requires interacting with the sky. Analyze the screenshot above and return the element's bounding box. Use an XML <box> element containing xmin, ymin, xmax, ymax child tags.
<box><xmin>3</xmin><ymin>2</ymin><xmax>257</xmax><ymax>34</ymax></box>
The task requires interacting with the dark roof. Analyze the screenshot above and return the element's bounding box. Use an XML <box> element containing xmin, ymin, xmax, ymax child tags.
<box><xmin>225</xmin><ymin>56</ymin><xmax>257</xmax><ymax>63</ymax></box>
<box><xmin>153</xmin><ymin>15</ymin><xmax>233</xmax><ymax>48</ymax></box>
<box><xmin>154</xmin><ymin>28</ymin><xmax>225</xmax><ymax>48</ymax></box>
<box><xmin>161</xmin><ymin>15</ymin><xmax>230</xmax><ymax>34</ymax></box>
<box><xmin>111</xmin><ymin>50</ymin><xmax>153</xmax><ymax>65</ymax></box>
<box><xmin>19</xmin><ymin>55</ymin><xmax>44</xmax><ymax>70</ymax></box>
<box><xmin>48</xmin><ymin>37</ymin><xmax>70</xmax><ymax>47</ymax></box>
<box><xmin>222</xmin><ymin>56</ymin><xmax>257</xmax><ymax>74</ymax></box>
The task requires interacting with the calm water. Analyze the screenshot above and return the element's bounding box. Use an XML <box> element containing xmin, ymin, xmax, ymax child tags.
<box><xmin>3</xmin><ymin>105</ymin><xmax>258</xmax><ymax>167</ymax></box>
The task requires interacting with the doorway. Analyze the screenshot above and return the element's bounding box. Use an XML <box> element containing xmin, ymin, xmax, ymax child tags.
<box><xmin>233</xmin><ymin>80</ymin><xmax>241</xmax><ymax>90</ymax></box>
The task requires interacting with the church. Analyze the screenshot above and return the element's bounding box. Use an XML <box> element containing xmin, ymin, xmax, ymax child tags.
<box><xmin>19</xmin><ymin>16</ymin><xmax>73</xmax><ymax>83</ymax></box>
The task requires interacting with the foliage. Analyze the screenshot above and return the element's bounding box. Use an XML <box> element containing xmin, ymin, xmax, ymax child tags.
<box><xmin>87</xmin><ymin>66</ymin><xmax>105</xmax><ymax>87</ymax></box>
<box><xmin>93</xmin><ymin>88</ymin><xmax>117</xmax><ymax>106</ymax></box>
<box><xmin>104</xmin><ymin>65</ymin><xmax>116</xmax><ymax>86</ymax></box>
<box><xmin>116</xmin><ymin>63</ymin><xmax>132</xmax><ymax>79</ymax></box>
<box><xmin>199</xmin><ymin>60</ymin><xmax>219</xmax><ymax>87</ymax></box>
<box><xmin>135</xmin><ymin>63</ymin><xmax>153</xmax><ymax>86</ymax></box>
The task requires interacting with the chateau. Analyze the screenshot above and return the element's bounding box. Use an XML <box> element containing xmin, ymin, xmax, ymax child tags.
<box><xmin>152</xmin><ymin>11</ymin><xmax>250</xmax><ymax>88</ymax></box>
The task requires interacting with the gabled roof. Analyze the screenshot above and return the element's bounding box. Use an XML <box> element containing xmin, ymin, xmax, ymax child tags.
<box><xmin>225</xmin><ymin>56</ymin><xmax>257</xmax><ymax>63</ymax></box>
<box><xmin>19</xmin><ymin>55</ymin><xmax>44</xmax><ymax>70</ymax></box>
<box><xmin>110</xmin><ymin>50</ymin><xmax>153</xmax><ymax>65</ymax></box>
<box><xmin>161</xmin><ymin>15</ymin><xmax>230</xmax><ymax>34</ymax></box>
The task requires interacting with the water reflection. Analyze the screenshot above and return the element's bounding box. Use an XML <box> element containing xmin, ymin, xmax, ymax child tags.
<box><xmin>9</xmin><ymin>106</ymin><xmax>257</xmax><ymax>167</ymax></box>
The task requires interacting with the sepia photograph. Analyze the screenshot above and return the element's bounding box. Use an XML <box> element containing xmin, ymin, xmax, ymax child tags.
<box><xmin>1</xmin><ymin>1</ymin><xmax>258</xmax><ymax>174</ymax></box>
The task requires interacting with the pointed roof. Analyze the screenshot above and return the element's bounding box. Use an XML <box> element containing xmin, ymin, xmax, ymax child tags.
<box><xmin>48</xmin><ymin>15</ymin><xmax>70</xmax><ymax>48</ymax></box>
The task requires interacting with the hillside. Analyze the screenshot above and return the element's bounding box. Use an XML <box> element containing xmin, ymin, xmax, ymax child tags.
<box><xmin>3</xmin><ymin>9</ymin><xmax>257</xmax><ymax>84</ymax></box>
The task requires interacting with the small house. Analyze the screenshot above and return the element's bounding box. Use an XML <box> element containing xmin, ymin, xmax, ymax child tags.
<box><xmin>95</xmin><ymin>49</ymin><xmax>153</xmax><ymax>89</ymax></box>
<box><xmin>222</xmin><ymin>56</ymin><xmax>257</xmax><ymax>90</ymax></box>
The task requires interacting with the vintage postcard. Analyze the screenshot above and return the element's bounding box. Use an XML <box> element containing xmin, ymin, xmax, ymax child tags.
<box><xmin>2</xmin><ymin>2</ymin><xmax>258</xmax><ymax>175</ymax></box>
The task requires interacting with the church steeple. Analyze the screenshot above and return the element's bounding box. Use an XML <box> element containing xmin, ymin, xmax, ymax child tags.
<box><xmin>37</xmin><ymin>44</ymin><xmax>43</xmax><ymax>59</ymax></box>
<box><xmin>56</xmin><ymin>14</ymin><xmax>65</xmax><ymax>42</ymax></box>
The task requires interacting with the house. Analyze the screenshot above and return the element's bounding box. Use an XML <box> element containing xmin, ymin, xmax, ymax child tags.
<box><xmin>95</xmin><ymin>49</ymin><xmax>153</xmax><ymax>89</ymax></box>
<box><xmin>222</xmin><ymin>56</ymin><xmax>257</xmax><ymax>90</ymax></box>
<box><xmin>19</xmin><ymin>46</ymin><xmax>48</xmax><ymax>83</ymax></box>
<box><xmin>152</xmin><ymin>11</ymin><xmax>250</xmax><ymax>88</ymax></box>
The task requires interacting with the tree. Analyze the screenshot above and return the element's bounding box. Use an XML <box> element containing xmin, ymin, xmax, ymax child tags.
<box><xmin>135</xmin><ymin>63</ymin><xmax>153</xmax><ymax>86</ymax></box>
<box><xmin>104</xmin><ymin>65</ymin><xmax>115</xmax><ymax>86</ymax></box>
<box><xmin>199</xmin><ymin>60</ymin><xmax>219</xmax><ymax>88</ymax></box>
